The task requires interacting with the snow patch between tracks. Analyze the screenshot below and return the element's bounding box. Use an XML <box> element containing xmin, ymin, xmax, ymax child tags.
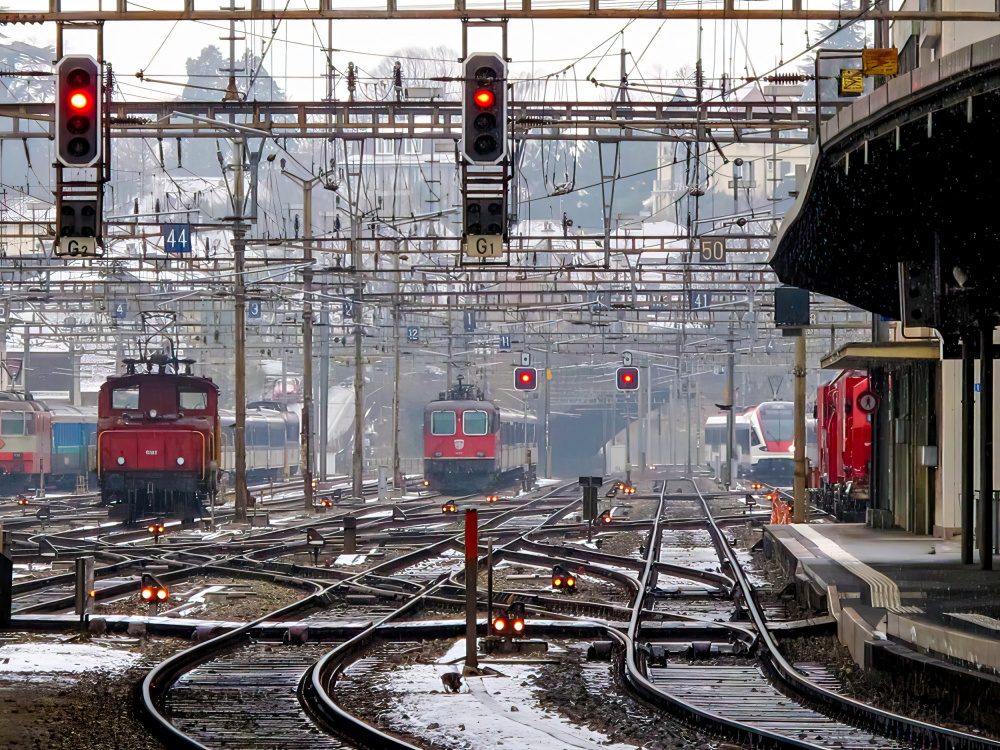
<box><xmin>379</xmin><ymin>662</ymin><xmax>638</xmax><ymax>749</ymax></box>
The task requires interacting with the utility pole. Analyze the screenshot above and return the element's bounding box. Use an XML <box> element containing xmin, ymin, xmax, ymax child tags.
<box><xmin>319</xmin><ymin>298</ymin><xmax>330</xmax><ymax>481</ymax></box>
<box><xmin>392</xmin><ymin>241</ymin><xmax>403</xmax><ymax>489</ymax></box>
<box><xmin>543</xmin><ymin>335</ymin><xmax>551</xmax><ymax>478</ymax></box>
<box><xmin>793</xmin><ymin>330</ymin><xmax>807</xmax><ymax>523</ymax></box>
<box><xmin>724</xmin><ymin>337</ymin><xmax>735</xmax><ymax>488</ymax></box>
<box><xmin>282</xmin><ymin>169</ymin><xmax>322</xmax><ymax>511</ymax></box>
<box><xmin>232</xmin><ymin>139</ymin><xmax>248</xmax><ymax>523</ymax></box>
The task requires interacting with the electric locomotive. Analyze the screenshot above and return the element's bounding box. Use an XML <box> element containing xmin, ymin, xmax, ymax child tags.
<box><xmin>97</xmin><ymin>356</ymin><xmax>220</xmax><ymax>523</ymax></box>
<box><xmin>423</xmin><ymin>376</ymin><xmax>537</xmax><ymax>492</ymax></box>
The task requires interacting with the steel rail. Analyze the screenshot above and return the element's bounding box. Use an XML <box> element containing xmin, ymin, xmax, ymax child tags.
<box><xmin>300</xmin><ymin>481</ymin><xmax>583</xmax><ymax>748</ymax></box>
<box><xmin>693</xmin><ymin>484</ymin><xmax>1000</xmax><ymax>750</ymax></box>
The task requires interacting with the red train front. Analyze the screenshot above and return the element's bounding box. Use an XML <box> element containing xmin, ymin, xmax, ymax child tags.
<box><xmin>816</xmin><ymin>373</ymin><xmax>872</xmax><ymax>520</ymax></box>
<box><xmin>98</xmin><ymin>356</ymin><xmax>221</xmax><ymax>523</ymax></box>
<box><xmin>423</xmin><ymin>377</ymin><xmax>536</xmax><ymax>492</ymax></box>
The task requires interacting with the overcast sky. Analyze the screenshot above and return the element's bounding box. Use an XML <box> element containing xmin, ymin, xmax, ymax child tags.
<box><xmin>2</xmin><ymin>4</ymin><xmax>871</xmax><ymax>103</ymax></box>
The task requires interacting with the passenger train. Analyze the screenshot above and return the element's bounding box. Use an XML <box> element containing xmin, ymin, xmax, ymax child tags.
<box><xmin>96</xmin><ymin>357</ymin><xmax>301</xmax><ymax>523</ymax></box>
<box><xmin>423</xmin><ymin>377</ymin><xmax>537</xmax><ymax>492</ymax></box>
<box><xmin>0</xmin><ymin>394</ymin><xmax>96</xmax><ymax>492</ymax></box>
<box><xmin>704</xmin><ymin>401</ymin><xmax>816</xmax><ymax>485</ymax></box>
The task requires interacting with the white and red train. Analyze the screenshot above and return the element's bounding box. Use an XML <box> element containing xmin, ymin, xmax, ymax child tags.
<box><xmin>423</xmin><ymin>378</ymin><xmax>537</xmax><ymax>492</ymax></box>
<box><xmin>705</xmin><ymin>401</ymin><xmax>815</xmax><ymax>485</ymax></box>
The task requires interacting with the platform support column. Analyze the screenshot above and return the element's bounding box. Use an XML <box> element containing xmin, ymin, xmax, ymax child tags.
<box><xmin>980</xmin><ymin>324</ymin><xmax>994</xmax><ymax>570</ymax></box>
<box><xmin>793</xmin><ymin>328</ymin><xmax>807</xmax><ymax>524</ymax></box>
<box><xmin>962</xmin><ymin>332</ymin><xmax>976</xmax><ymax>564</ymax></box>
<box><xmin>464</xmin><ymin>508</ymin><xmax>478</xmax><ymax>671</ymax></box>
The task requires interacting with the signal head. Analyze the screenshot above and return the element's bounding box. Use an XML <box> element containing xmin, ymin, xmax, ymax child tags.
<box><xmin>514</xmin><ymin>367</ymin><xmax>537</xmax><ymax>391</ymax></box>
<box><xmin>156</xmin><ymin>588</ymin><xmax>168</xmax><ymax>601</ymax></box>
<box><xmin>141</xmin><ymin>587</ymin><xmax>153</xmax><ymax>600</ymax></box>
<box><xmin>616</xmin><ymin>366</ymin><xmax>640</xmax><ymax>391</ymax></box>
<box><xmin>462</xmin><ymin>53</ymin><xmax>507</xmax><ymax>165</ymax></box>
<box><xmin>513</xmin><ymin>620</ymin><xmax>524</xmax><ymax>633</ymax></box>
<box><xmin>56</xmin><ymin>56</ymin><xmax>101</xmax><ymax>168</ymax></box>
<box><xmin>566</xmin><ymin>576</ymin><xmax>576</xmax><ymax>587</ymax></box>
<box><xmin>492</xmin><ymin>617</ymin><xmax>506</xmax><ymax>631</ymax></box>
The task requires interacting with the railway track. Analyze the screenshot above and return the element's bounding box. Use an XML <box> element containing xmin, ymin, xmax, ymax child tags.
<box><xmin>138</xmin><ymin>483</ymin><xmax>578</xmax><ymax>749</ymax></box>
<box><xmin>131</xmin><ymin>472</ymin><xmax>1000</xmax><ymax>750</ymax></box>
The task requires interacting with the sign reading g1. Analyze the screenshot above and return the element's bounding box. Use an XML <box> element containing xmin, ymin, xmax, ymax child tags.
<box><xmin>465</xmin><ymin>234</ymin><xmax>504</xmax><ymax>259</ymax></box>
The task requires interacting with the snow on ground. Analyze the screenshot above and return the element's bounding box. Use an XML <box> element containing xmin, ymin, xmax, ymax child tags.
<box><xmin>0</xmin><ymin>638</ymin><xmax>138</xmax><ymax>682</ymax></box>
<box><xmin>380</xmin><ymin>662</ymin><xmax>638</xmax><ymax>749</ymax></box>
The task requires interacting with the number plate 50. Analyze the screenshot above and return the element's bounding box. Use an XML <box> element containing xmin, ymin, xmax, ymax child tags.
<box><xmin>699</xmin><ymin>238</ymin><xmax>726</xmax><ymax>264</ymax></box>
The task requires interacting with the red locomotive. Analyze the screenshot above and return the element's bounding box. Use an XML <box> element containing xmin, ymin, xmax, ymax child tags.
<box><xmin>423</xmin><ymin>376</ymin><xmax>537</xmax><ymax>492</ymax></box>
<box><xmin>816</xmin><ymin>373</ymin><xmax>872</xmax><ymax>521</ymax></box>
<box><xmin>97</xmin><ymin>356</ymin><xmax>220</xmax><ymax>523</ymax></box>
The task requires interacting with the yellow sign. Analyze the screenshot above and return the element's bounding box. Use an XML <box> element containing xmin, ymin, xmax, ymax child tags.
<box><xmin>546</xmin><ymin>368</ymin><xmax>552</xmax><ymax>380</ymax></box>
<box><xmin>839</xmin><ymin>69</ymin><xmax>864</xmax><ymax>97</ymax></box>
<box><xmin>464</xmin><ymin>234</ymin><xmax>504</xmax><ymax>259</ymax></box>
<box><xmin>862</xmin><ymin>48</ymin><xmax>898</xmax><ymax>76</ymax></box>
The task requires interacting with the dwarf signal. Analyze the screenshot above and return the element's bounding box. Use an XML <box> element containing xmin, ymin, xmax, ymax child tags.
<box><xmin>552</xmin><ymin>564</ymin><xmax>576</xmax><ymax>590</ymax></box>
<box><xmin>140</xmin><ymin>573</ymin><xmax>169</xmax><ymax>611</ymax></box>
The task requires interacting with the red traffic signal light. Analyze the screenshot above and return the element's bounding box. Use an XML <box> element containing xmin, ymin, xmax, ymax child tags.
<box><xmin>462</xmin><ymin>53</ymin><xmax>507</xmax><ymax>165</ymax></box>
<box><xmin>492</xmin><ymin>615</ymin><xmax>507</xmax><ymax>632</ymax></box>
<box><xmin>56</xmin><ymin>55</ymin><xmax>101</xmax><ymax>168</ymax></box>
<box><xmin>616</xmin><ymin>366</ymin><xmax>639</xmax><ymax>391</ymax></box>
<box><xmin>514</xmin><ymin>367</ymin><xmax>537</xmax><ymax>391</ymax></box>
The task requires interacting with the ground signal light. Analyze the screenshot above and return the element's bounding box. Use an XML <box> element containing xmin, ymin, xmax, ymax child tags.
<box><xmin>140</xmin><ymin>573</ymin><xmax>168</xmax><ymax>603</ymax></box>
<box><xmin>485</xmin><ymin>494</ymin><xmax>498</xmax><ymax>503</ymax></box>
<box><xmin>462</xmin><ymin>53</ymin><xmax>507</xmax><ymax>165</ymax></box>
<box><xmin>616</xmin><ymin>366</ymin><xmax>640</xmax><ymax>391</ymax></box>
<box><xmin>514</xmin><ymin>367</ymin><xmax>537</xmax><ymax>391</ymax></box>
<box><xmin>56</xmin><ymin>55</ymin><xmax>101</xmax><ymax>168</ymax></box>
<box><xmin>508</xmin><ymin>602</ymin><xmax>526</xmax><ymax>634</ymax></box>
<box><xmin>552</xmin><ymin>564</ymin><xmax>576</xmax><ymax>590</ymax></box>
<box><xmin>751</xmin><ymin>483</ymin><xmax>763</xmax><ymax>491</ymax></box>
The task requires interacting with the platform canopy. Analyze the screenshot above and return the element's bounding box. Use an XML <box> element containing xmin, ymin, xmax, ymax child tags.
<box><xmin>769</xmin><ymin>35</ymin><xmax>1000</xmax><ymax>322</ymax></box>
<box><xmin>820</xmin><ymin>340</ymin><xmax>941</xmax><ymax>370</ymax></box>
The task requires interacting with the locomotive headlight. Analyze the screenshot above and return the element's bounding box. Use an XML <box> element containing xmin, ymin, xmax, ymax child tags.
<box><xmin>176</xmin><ymin>457</ymin><xmax>185</xmax><ymax>466</ymax></box>
<box><xmin>117</xmin><ymin>456</ymin><xmax>125</xmax><ymax>466</ymax></box>
<box><xmin>148</xmin><ymin>409</ymin><xmax>157</xmax><ymax>418</ymax></box>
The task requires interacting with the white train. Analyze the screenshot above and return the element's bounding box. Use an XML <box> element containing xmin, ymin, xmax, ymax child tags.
<box><xmin>704</xmin><ymin>401</ymin><xmax>815</xmax><ymax>485</ymax></box>
<box><xmin>219</xmin><ymin>401</ymin><xmax>300</xmax><ymax>482</ymax></box>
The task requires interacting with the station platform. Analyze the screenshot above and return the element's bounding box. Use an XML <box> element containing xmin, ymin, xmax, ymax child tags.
<box><xmin>765</xmin><ymin>522</ymin><xmax>1000</xmax><ymax>675</ymax></box>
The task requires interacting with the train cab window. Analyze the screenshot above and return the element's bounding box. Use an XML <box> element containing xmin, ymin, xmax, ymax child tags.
<box><xmin>1</xmin><ymin>412</ymin><xmax>29</xmax><ymax>436</ymax></box>
<box><xmin>286</xmin><ymin>419</ymin><xmax>297</xmax><ymax>441</ymax></box>
<box><xmin>269</xmin><ymin>422</ymin><xmax>285</xmax><ymax>448</ymax></box>
<box><xmin>179</xmin><ymin>388</ymin><xmax>208</xmax><ymax>411</ymax></box>
<box><xmin>431</xmin><ymin>411</ymin><xmax>456</xmax><ymax>435</ymax></box>
<box><xmin>750</xmin><ymin>430</ymin><xmax>761</xmax><ymax>447</ymax></box>
<box><xmin>111</xmin><ymin>387</ymin><xmax>139</xmax><ymax>410</ymax></box>
<box><xmin>462</xmin><ymin>411</ymin><xmax>488</xmax><ymax>436</ymax></box>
